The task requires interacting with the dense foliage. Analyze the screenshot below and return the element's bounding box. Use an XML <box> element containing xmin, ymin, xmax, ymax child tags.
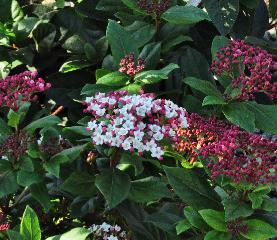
<box><xmin>0</xmin><ymin>0</ymin><xmax>276</xmax><ymax>239</ymax></box>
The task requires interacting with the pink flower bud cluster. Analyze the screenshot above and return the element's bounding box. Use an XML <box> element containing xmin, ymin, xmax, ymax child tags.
<box><xmin>227</xmin><ymin>219</ymin><xmax>249</xmax><ymax>237</ymax></box>
<box><xmin>89</xmin><ymin>222</ymin><xmax>128</xmax><ymax>240</ymax></box>
<box><xmin>84</xmin><ymin>91</ymin><xmax>188</xmax><ymax>160</ymax></box>
<box><xmin>119</xmin><ymin>53</ymin><xmax>144</xmax><ymax>77</ymax></box>
<box><xmin>138</xmin><ymin>0</ymin><xmax>171</xmax><ymax>14</ymax></box>
<box><xmin>211</xmin><ymin>40</ymin><xmax>277</xmax><ymax>101</ymax></box>
<box><xmin>0</xmin><ymin>71</ymin><xmax>51</xmax><ymax>111</ymax></box>
<box><xmin>0</xmin><ymin>212</ymin><xmax>9</xmax><ymax>232</ymax></box>
<box><xmin>0</xmin><ymin>130</ymin><xmax>32</xmax><ymax>160</ymax></box>
<box><xmin>200</xmin><ymin>125</ymin><xmax>277</xmax><ymax>185</ymax></box>
<box><xmin>175</xmin><ymin>113</ymin><xmax>229</xmax><ymax>164</ymax></box>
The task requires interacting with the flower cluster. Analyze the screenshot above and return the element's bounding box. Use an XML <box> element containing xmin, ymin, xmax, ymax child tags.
<box><xmin>0</xmin><ymin>130</ymin><xmax>32</xmax><ymax>160</ymax></box>
<box><xmin>175</xmin><ymin>113</ymin><xmax>229</xmax><ymax>164</ymax></box>
<box><xmin>227</xmin><ymin>219</ymin><xmax>249</xmax><ymax>237</ymax></box>
<box><xmin>0</xmin><ymin>71</ymin><xmax>51</xmax><ymax>111</ymax></box>
<box><xmin>89</xmin><ymin>222</ymin><xmax>128</xmax><ymax>240</ymax></box>
<box><xmin>84</xmin><ymin>91</ymin><xmax>188</xmax><ymax>160</ymax></box>
<box><xmin>211</xmin><ymin>40</ymin><xmax>277</xmax><ymax>101</ymax></box>
<box><xmin>119</xmin><ymin>53</ymin><xmax>144</xmax><ymax>77</ymax></box>
<box><xmin>138</xmin><ymin>0</ymin><xmax>171</xmax><ymax>14</ymax></box>
<box><xmin>200</xmin><ymin>125</ymin><xmax>277</xmax><ymax>185</ymax></box>
<box><xmin>0</xmin><ymin>212</ymin><xmax>9</xmax><ymax>232</ymax></box>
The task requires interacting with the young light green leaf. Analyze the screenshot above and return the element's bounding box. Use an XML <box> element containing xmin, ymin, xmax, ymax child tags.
<box><xmin>97</xmin><ymin>71</ymin><xmax>129</xmax><ymax>87</ymax></box>
<box><xmin>20</xmin><ymin>206</ymin><xmax>41</xmax><ymax>240</ymax></box>
<box><xmin>204</xmin><ymin>230</ymin><xmax>232</xmax><ymax>240</ymax></box>
<box><xmin>46</xmin><ymin>227</ymin><xmax>91</xmax><ymax>240</ymax></box>
<box><xmin>202</xmin><ymin>95</ymin><xmax>226</xmax><ymax>106</ymax></box>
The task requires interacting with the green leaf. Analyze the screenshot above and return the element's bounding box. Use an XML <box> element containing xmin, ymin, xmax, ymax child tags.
<box><xmin>7</xmin><ymin>109</ymin><xmax>21</xmax><ymax>128</ymax></box>
<box><xmin>97</xmin><ymin>71</ymin><xmax>129</xmax><ymax>87</ymax></box>
<box><xmin>0</xmin><ymin>0</ymin><xmax>23</xmax><ymax>22</ymax></box>
<box><xmin>0</xmin><ymin>161</ymin><xmax>19</xmax><ymax>198</ymax></box>
<box><xmin>7</xmin><ymin>230</ymin><xmax>24</xmax><ymax>240</ymax></box>
<box><xmin>25</xmin><ymin>116</ymin><xmax>60</xmax><ymax>134</ymax></box>
<box><xmin>63</xmin><ymin>126</ymin><xmax>91</xmax><ymax>137</ymax></box>
<box><xmin>44</xmin><ymin>145</ymin><xmax>86</xmax><ymax>177</ymax></box>
<box><xmin>211</xmin><ymin>36</ymin><xmax>230</xmax><ymax>59</ymax></box>
<box><xmin>62</xmin><ymin>35</ymin><xmax>85</xmax><ymax>54</ymax></box>
<box><xmin>184</xmin><ymin>206</ymin><xmax>210</xmax><ymax>230</ymax></box>
<box><xmin>121</xmin><ymin>0</ymin><xmax>146</xmax><ymax>13</ymax></box>
<box><xmin>59</xmin><ymin>60</ymin><xmax>93</xmax><ymax>73</ymax></box>
<box><xmin>202</xmin><ymin>95</ymin><xmax>226</xmax><ymax>106</ymax></box>
<box><xmin>261</xmin><ymin>198</ymin><xmax>277</xmax><ymax>211</ymax></box>
<box><xmin>222</xmin><ymin>198</ymin><xmax>253</xmax><ymax>221</ymax></box>
<box><xmin>241</xmin><ymin>219</ymin><xmax>277</xmax><ymax>240</ymax></box>
<box><xmin>134</xmin><ymin>63</ymin><xmax>179</xmax><ymax>84</ymax></box>
<box><xmin>176</xmin><ymin>220</ymin><xmax>191</xmax><ymax>235</ymax></box>
<box><xmin>204</xmin><ymin>230</ymin><xmax>232</xmax><ymax>240</ymax></box>
<box><xmin>162</xmin><ymin>5</ymin><xmax>210</xmax><ymax>25</ymax></box>
<box><xmin>248</xmin><ymin>186</ymin><xmax>271</xmax><ymax>209</ymax></box>
<box><xmin>32</xmin><ymin>22</ymin><xmax>56</xmax><ymax>52</ymax></box>
<box><xmin>269</xmin><ymin>0</ymin><xmax>277</xmax><ymax>19</ymax></box>
<box><xmin>95</xmin><ymin>168</ymin><xmax>131</xmax><ymax>209</ymax></box>
<box><xmin>162</xmin><ymin>35</ymin><xmax>192</xmax><ymax>53</ymax></box>
<box><xmin>223</xmin><ymin>102</ymin><xmax>255</xmax><ymax>132</ymax></box>
<box><xmin>81</xmin><ymin>83</ymin><xmax>115</xmax><ymax>96</ymax></box>
<box><xmin>203</xmin><ymin>0</ymin><xmax>239</xmax><ymax>35</ymax></box>
<box><xmin>140</xmin><ymin>42</ymin><xmax>161</xmax><ymax>70</ymax></box>
<box><xmin>60</xmin><ymin>171</ymin><xmax>96</xmax><ymax>198</ymax></box>
<box><xmin>17</xmin><ymin>170</ymin><xmax>42</xmax><ymax>187</ymax></box>
<box><xmin>245</xmin><ymin>102</ymin><xmax>277</xmax><ymax>134</ymax></box>
<box><xmin>164</xmin><ymin>167</ymin><xmax>221</xmax><ymax>210</ymax></box>
<box><xmin>199</xmin><ymin>209</ymin><xmax>227</xmax><ymax>232</ymax></box>
<box><xmin>145</xmin><ymin>203</ymin><xmax>183</xmax><ymax>235</ymax></box>
<box><xmin>20</xmin><ymin>206</ymin><xmax>41</xmax><ymax>240</ymax></box>
<box><xmin>46</xmin><ymin>228</ymin><xmax>91</xmax><ymax>240</ymax></box>
<box><xmin>184</xmin><ymin>77</ymin><xmax>222</xmax><ymax>97</ymax></box>
<box><xmin>0</xmin><ymin>117</ymin><xmax>12</xmax><ymax>138</ymax></box>
<box><xmin>84</xmin><ymin>43</ymin><xmax>97</xmax><ymax>61</ymax></box>
<box><xmin>106</xmin><ymin>19</ymin><xmax>138</xmax><ymax>65</ymax></box>
<box><xmin>30</xmin><ymin>183</ymin><xmax>52</xmax><ymax>212</ymax></box>
<box><xmin>128</xmin><ymin>177</ymin><xmax>171</xmax><ymax>203</ymax></box>
<box><xmin>118</xmin><ymin>152</ymin><xmax>144</xmax><ymax>176</ymax></box>
<box><xmin>128</xmin><ymin>22</ymin><xmax>156</xmax><ymax>48</ymax></box>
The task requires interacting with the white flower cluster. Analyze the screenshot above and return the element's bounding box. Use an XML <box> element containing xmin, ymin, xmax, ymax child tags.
<box><xmin>89</xmin><ymin>222</ymin><xmax>127</xmax><ymax>240</ymax></box>
<box><xmin>84</xmin><ymin>91</ymin><xmax>188</xmax><ymax>160</ymax></box>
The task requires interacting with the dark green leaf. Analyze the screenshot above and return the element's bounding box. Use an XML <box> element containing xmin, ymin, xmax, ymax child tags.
<box><xmin>128</xmin><ymin>177</ymin><xmax>171</xmax><ymax>203</ymax></box>
<box><xmin>164</xmin><ymin>167</ymin><xmax>221</xmax><ymax>210</ymax></box>
<box><xmin>7</xmin><ymin>230</ymin><xmax>24</xmax><ymax>240</ymax></box>
<box><xmin>25</xmin><ymin>116</ymin><xmax>60</xmax><ymax>134</ymax></box>
<box><xmin>0</xmin><ymin>117</ymin><xmax>12</xmax><ymax>138</ymax></box>
<box><xmin>30</xmin><ymin>183</ymin><xmax>52</xmax><ymax>212</ymax></box>
<box><xmin>61</xmin><ymin>171</ymin><xmax>96</xmax><ymax>198</ymax></box>
<box><xmin>202</xmin><ymin>95</ymin><xmax>226</xmax><ymax>106</ymax></box>
<box><xmin>95</xmin><ymin>168</ymin><xmax>131</xmax><ymax>209</ymax></box>
<box><xmin>0</xmin><ymin>0</ymin><xmax>23</xmax><ymax>22</ymax></box>
<box><xmin>269</xmin><ymin>0</ymin><xmax>277</xmax><ymax>19</ymax></box>
<box><xmin>204</xmin><ymin>230</ymin><xmax>232</xmax><ymax>240</ymax></box>
<box><xmin>203</xmin><ymin>0</ymin><xmax>239</xmax><ymax>35</ymax></box>
<box><xmin>17</xmin><ymin>170</ymin><xmax>42</xmax><ymax>187</ymax></box>
<box><xmin>222</xmin><ymin>198</ymin><xmax>253</xmax><ymax>221</ymax></box>
<box><xmin>199</xmin><ymin>209</ymin><xmax>227</xmax><ymax>232</ymax></box>
<box><xmin>0</xmin><ymin>161</ymin><xmax>19</xmax><ymax>198</ymax></box>
<box><xmin>139</xmin><ymin>42</ymin><xmax>161</xmax><ymax>70</ymax></box>
<box><xmin>176</xmin><ymin>220</ymin><xmax>191</xmax><ymax>235</ymax></box>
<box><xmin>184</xmin><ymin>206</ymin><xmax>210</xmax><ymax>230</ymax></box>
<box><xmin>84</xmin><ymin>43</ymin><xmax>97</xmax><ymax>61</ymax></box>
<box><xmin>118</xmin><ymin>152</ymin><xmax>144</xmax><ymax>176</ymax></box>
<box><xmin>261</xmin><ymin>198</ymin><xmax>277</xmax><ymax>212</ymax></box>
<box><xmin>106</xmin><ymin>20</ymin><xmax>138</xmax><ymax>65</ymax></box>
<box><xmin>248</xmin><ymin>186</ymin><xmax>271</xmax><ymax>209</ymax></box>
<box><xmin>211</xmin><ymin>36</ymin><xmax>230</xmax><ymax>59</ymax></box>
<box><xmin>223</xmin><ymin>102</ymin><xmax>255</xmax><ymax>132</ymax></box>
<box><xmin>162</xmin><ymin>5</ymin><xmax>210</xmax><ymax>25</ymax></box>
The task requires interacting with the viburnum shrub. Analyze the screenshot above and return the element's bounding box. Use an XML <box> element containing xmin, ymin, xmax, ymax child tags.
<box><xmin>84</xmin><ymin>90</ymin><xmax>188</xmax><ymax>160</ymax></box>
<box><xmin>0</xmin><ymin>71</ymin><xmax>51</xmax><ymax>111</ymax></box>
<box><xmin>0</xmin><ymin>212</ymin><xmax>9</xmax><ymax>232</ymax></box>
<box><xmin>211</xmin><ymin>40</ymin><xmax>277</xmax><ymax>101</ymax></box>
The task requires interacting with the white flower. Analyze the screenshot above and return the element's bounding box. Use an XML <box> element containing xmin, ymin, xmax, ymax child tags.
<box><xmin>149</xmin><ymin>124</ymin><xmax>161</xmax><ymax>133</ymax></box>
<box><xmin>123</xmin><ymin>120</ymin><xmax>134</xmax><ymax>130</ymax></box>
<box><xmin>88</xmin><ymin>121</ymin><xmax>97</xmax><ymax>130</ymax></box>
<box><xmin>107</xmin><ymin>235</ymin><xmax>118</xmax><ymax>240</ymax></box>
<box><xmin>153</xmin><ymin>132</ymin><xmax>164</xmax><ymax>141</ymax></box>
<box><xmin>96</xmin><ymin>108</ymin><xmax>106</xmax><ymax>116</ymax></box>
<box><xmin>138</xmin><ymin>122</ymin><xmax>146</xmax><ymax>130</ymax></box>
<box><xmin>114</xmin><ymin>117</ymin><xmax>123</xmax><ymax>126</ymax></box>
<box><xmin>151</xmin><ymin>147</ymin><xmax>164</xmax><ymax>159</ymax></box>
<box><xmin>134</xmin><ymin>130</ymin><xmax>144</xmax><ymax>141</ymax></box>
<box><xmin>169</xmin><ymin>128</ymin><xmax>176</xmax><ymax>137</ymax></box>
<box><xmin>122</xmin><ymin>140</ymin><xmax>131</xmax><ymax>150</ymax></box>
<box><xmin>118</xmin><ymin>128</ymin><xmax>128</xmax><ymax>136</ymax></box>
<box><xmin>100</xmin><ymin>222</ymin><xmax>111</xmax><ymax>232</ymax></box>
<box><xmin>114</xmin><ymin>225</ymin><xmax>121</xmax><ymax>232</ymax></box>
<box><xmin>89</xmin><ymin>224</ymin><xmax>99</xmax><ymax>232</ymax></box>
<box><xmin>136</xmin><ymin>106</ymin><xmax>147</xmax><ymax>117</ymax></box>
<box><xmin>93</xmin><ymin>134</ymin><xmax>104</xmax><ymax>145</ymax></box>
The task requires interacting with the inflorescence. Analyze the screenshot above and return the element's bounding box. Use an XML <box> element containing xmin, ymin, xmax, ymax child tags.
<box><xmin>84</xmin><ymin>91</ymin><xmax>188</xmax><ymax>160</ymax></box>
<box><xmin>89</xmin><ymin>222</ymin><xmax>128</xmax><ymax>240</ymax></box>
<box><xmin>0</xmin><ymin>71</ymin><xmax>51</xmax><ymax>111</ymax></box>
<box><xmin>175</xmin><ymin>113</ymin><xmax>277</xmax><ymax>185</ymax></box>
<box><xmin>119</xmin><ymin>53</ymin><xmax>144</xmax><ymax>77</ymax></box>
<box><xmin>138</xmin><ymin>0</ymin><xmax>171</xmax><ymax>14</ymax></box>
<box><xmin>0</xmin><ymin>212</ymin><xmax>9</xmax><ymax>232</ymax></box>
<box><xmin>211</xmin><ymin>40</ymin><xmax>277</xmax><ymax>101</ymax></box>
